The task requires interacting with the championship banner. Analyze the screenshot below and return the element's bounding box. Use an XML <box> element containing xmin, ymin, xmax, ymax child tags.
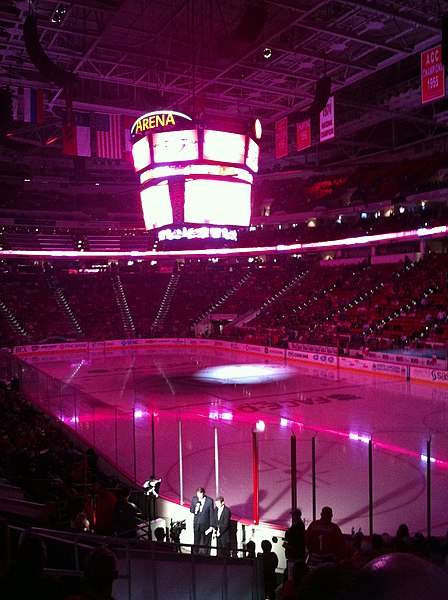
<box><xmin>421</xmin><ymin>45</ymin><xmax>445</xmax><ymax>104</ymax></box>
<box><xmin>275</xmin><ymin>116</ymin><xmax>288</xmax><ymax>159</ymax></box>
<box><xmin>320</xmin><ymin>96</ymin><xmax>334</xmax><ymax>142</ymax></box>
<box><xmin>296</xmin><ymin>119</ymin><xmax>311</xmax><ymax>151</ymax></box>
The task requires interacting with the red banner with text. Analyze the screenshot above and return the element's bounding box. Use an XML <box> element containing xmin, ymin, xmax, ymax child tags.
<box><xmin>296</xmin><ymin>119</ymin><xmax>311</xmax><ymax>151</ymax></box>
<box><xmin>275</xmin><ymin>117</ymin><xmax>288</xmax><ymax>159</ymax></box>
<box><xmin>421</xmin><ymin>45</ymin><xmax>445</xmax><ymax>104</ymax></box>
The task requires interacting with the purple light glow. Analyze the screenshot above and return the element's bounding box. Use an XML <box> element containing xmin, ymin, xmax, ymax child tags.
<box><xmin>349</xmin><ymin>432</ymin><xmax>370</xmax><ymax>444</ymax></box>
<box><xmin>420</xmin><ymin>454</ymin><xmax>436</xmax><ymax>463</ymax></box>
<box><xmin>208</xmin><ymin>410</ymin><xmax>233</xmax><ymax>421</ymax></box>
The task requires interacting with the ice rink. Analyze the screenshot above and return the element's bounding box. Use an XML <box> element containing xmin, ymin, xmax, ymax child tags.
<box><xmin>17</xmin><ymin>345</ymin><xmax>448</xmax><ymax>537</ymax></box>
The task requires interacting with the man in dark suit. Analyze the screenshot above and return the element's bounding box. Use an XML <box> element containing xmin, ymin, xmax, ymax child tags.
<box><xmin>190</xmin><ymin>487</ymin><xmax>214</xmax><ymax>554</ymax></box>
<box><xmin>213</xmin><ymin>495</ymin><xmax>231</xmax><ymax>557</ymax></box>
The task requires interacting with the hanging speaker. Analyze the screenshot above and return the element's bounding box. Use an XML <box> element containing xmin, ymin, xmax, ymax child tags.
<box><xmin>234</xmin><ymin>5</ymin><xmax>268</xmax><ymax>43</ymax></box>
<box><xmin>0</xmin><ymin>87</ymin><xmax>14</xmax><ymax>145</ymax></box>
<box><xmin>0</xmin><ymin>88</ymin><xmax>13</xmax><ymax>132</ymax></box>
<box><xmin>294</xmin><ymin>75</ymin><xmax>332</xmax><ymax>122</ymax></box>
<box><xmin>442</xmin><ymin>14</ymin><xmax>448</xmax><ymax>68</ymax></box>
<box><xmin>23</xmin><ymin>15</ymin><xmax>79</xmax><ymax>88</ymax></box>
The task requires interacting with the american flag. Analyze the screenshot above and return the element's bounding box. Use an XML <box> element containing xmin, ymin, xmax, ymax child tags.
<box><xmin>94</xmin><ymin>113</ymin><xmax>122</xmax><ymax>159</ymax></box>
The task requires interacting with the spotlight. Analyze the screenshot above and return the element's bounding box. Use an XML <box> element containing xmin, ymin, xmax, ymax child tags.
<box><xmin>51</xmin><ymin>4</ymin><xmax>67</xmax><ymax>23</ymax></box>
<box><xmin>263</xmin><ymin>47</ymin><xmax>272</xmax><ymax>59</ymax></box>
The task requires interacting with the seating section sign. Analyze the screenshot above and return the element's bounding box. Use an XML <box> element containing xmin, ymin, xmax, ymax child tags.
<box><xmin>421</xmin><ymin>45</ymin><xmax>445</xmax><ymax>104</ymax></box>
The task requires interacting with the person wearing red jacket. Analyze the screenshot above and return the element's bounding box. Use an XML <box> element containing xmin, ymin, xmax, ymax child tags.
<box><xmin>92</xmin><ymin>479</ymin><xmax>116</xmax><ymax>536</ymax></box>
<box><xmin>305</xmin><ymin>506</ymin><xmax>345</xmax><ymax>566</ymax></box>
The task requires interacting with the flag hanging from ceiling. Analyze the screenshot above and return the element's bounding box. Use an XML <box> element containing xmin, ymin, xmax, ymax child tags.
<box><xmin>63</xmin><ymin>112</ymin><xmax>91</xmax><ymax>157</ymax></box>
<box><xmin>10</xmin><ymin>86</ymin><xmax>19</xmax><ymax>121</ymax></box>
<box><xmin>94</xmin><ymin>113</ymin><xmax>122</xmax><ymax>159</ymax></box>
<box><xmin>64</xmin><ymin>87</ymin><xmax>74</xmax><ymax>128</ymax></box>
<box><xmin>23</xmin><ymin>88</ymin><xmax>43</xmax><ymax>124</ymax></box>
<box><xmin>122</xmin><ymin>115</ymin><xmax>135</xmax><ymax>163</ymax></box>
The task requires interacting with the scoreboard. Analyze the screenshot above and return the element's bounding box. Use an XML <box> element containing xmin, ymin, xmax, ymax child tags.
<box><xmin>130</xmin><ymin>111</ymin><xmax>261</xmax><ymax>236</ymax></box>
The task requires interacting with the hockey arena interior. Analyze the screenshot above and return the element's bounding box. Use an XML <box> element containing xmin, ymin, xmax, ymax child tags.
<box><xmin>0</xmin><ymin>2</ymin><xmax>448</xmax><ymax>599</ymax></box>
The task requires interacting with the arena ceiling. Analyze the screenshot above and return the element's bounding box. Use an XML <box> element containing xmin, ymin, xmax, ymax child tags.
<box><xmin>1</xmin><ymin>0</ymin><xmax>448</xmax><ymax>179</ymax></box>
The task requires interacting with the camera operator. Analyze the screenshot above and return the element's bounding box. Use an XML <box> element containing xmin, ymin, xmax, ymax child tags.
<box><xmin>168</xmin><ymin>520</ymin><xmax>186</xmax><ymax>552</ymax></box>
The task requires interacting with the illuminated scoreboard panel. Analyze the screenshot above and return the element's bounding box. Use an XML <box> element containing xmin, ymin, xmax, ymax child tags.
<box><xmin>140</xmin><ymin>182</ymin><xmax>172</xmax><ymax>230</ymax></box>
<box><xmin>153</xmin><ymin>129</ymin><xmax>199</xmax><ymax>163</ymax></box>
<box><xmin>203</xmin><ymin>130</ymin><xmax>246</xmax><ymax>163</ymax></box>
<box><xmin>184</xmin><ymin>179</ymin><xmax>251</xmax><ymax>225</ymax></box>
<box><xmin>132</xmin><ymin>127</ymin><xmax>260</xmax><ymax>232</ymax></box>
<box><xmin>132</xmin><ymin>136</ymin><xmax>150</xmax><ymax>172</ymax></box>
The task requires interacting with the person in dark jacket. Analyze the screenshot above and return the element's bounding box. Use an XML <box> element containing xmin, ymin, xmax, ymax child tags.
<box><xmin>213</xmin><ymin>495</ymin><xmax>231</xmax><ymax>557</ymax></box>
<box><xmin>190</xmin><ymin>487</ymin><xmax>214</xmax><ymax>554</ymax></box>
<box><xmin>114</xmin><ymin>486</ymin><xmax>141</xmax><ymax>538</ymax></box>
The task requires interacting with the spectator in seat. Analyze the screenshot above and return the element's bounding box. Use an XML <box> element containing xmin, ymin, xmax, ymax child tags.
<box><xmin>259</xmin><ymin>539</ymin><xmax>278</xmax><ymax>599</ymax></box>
<box><xmin>245</xmin><ymin>540</ymin><xmax>256</xmax><ymax>558</ymax></box>
<box><xmin>67</xmin><ymin>546</ymin><xmax>118</xmax><ymax>600</ymax></box>
<box><xmin>92</xmin><ymin>479</ymin><xmax>116</xmax><ymax>536</ymax></box>
<box><xmin>114</xmin><ymin>486</ymin><xmax>141</xmax><ymax>538</ymax></box>
<box><xmin>277</xmin><ymin>559</ymin><xmax>309</xmax><ymax>600</ymax></box>
<box><xmin>394</xmin><ymin>522</ymin><xmax>411</xmax><ymax>552</ymax></box>
<box><xmin>0</xmin><ymin>530</ymin><xmax>66</xmax><ymax>600</ymax></box>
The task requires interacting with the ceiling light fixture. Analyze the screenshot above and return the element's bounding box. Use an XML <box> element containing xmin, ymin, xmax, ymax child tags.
<box><xmin>263</xmin><ymin>47</ymin><xmax>272</xmax><ymax>59</ymax></box>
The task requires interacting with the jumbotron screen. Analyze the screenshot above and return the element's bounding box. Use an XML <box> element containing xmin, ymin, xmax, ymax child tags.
<box><xmin>130</xmin><ymin>111</ymin><xmax>261</xmax><ymax>235</ymax></box>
